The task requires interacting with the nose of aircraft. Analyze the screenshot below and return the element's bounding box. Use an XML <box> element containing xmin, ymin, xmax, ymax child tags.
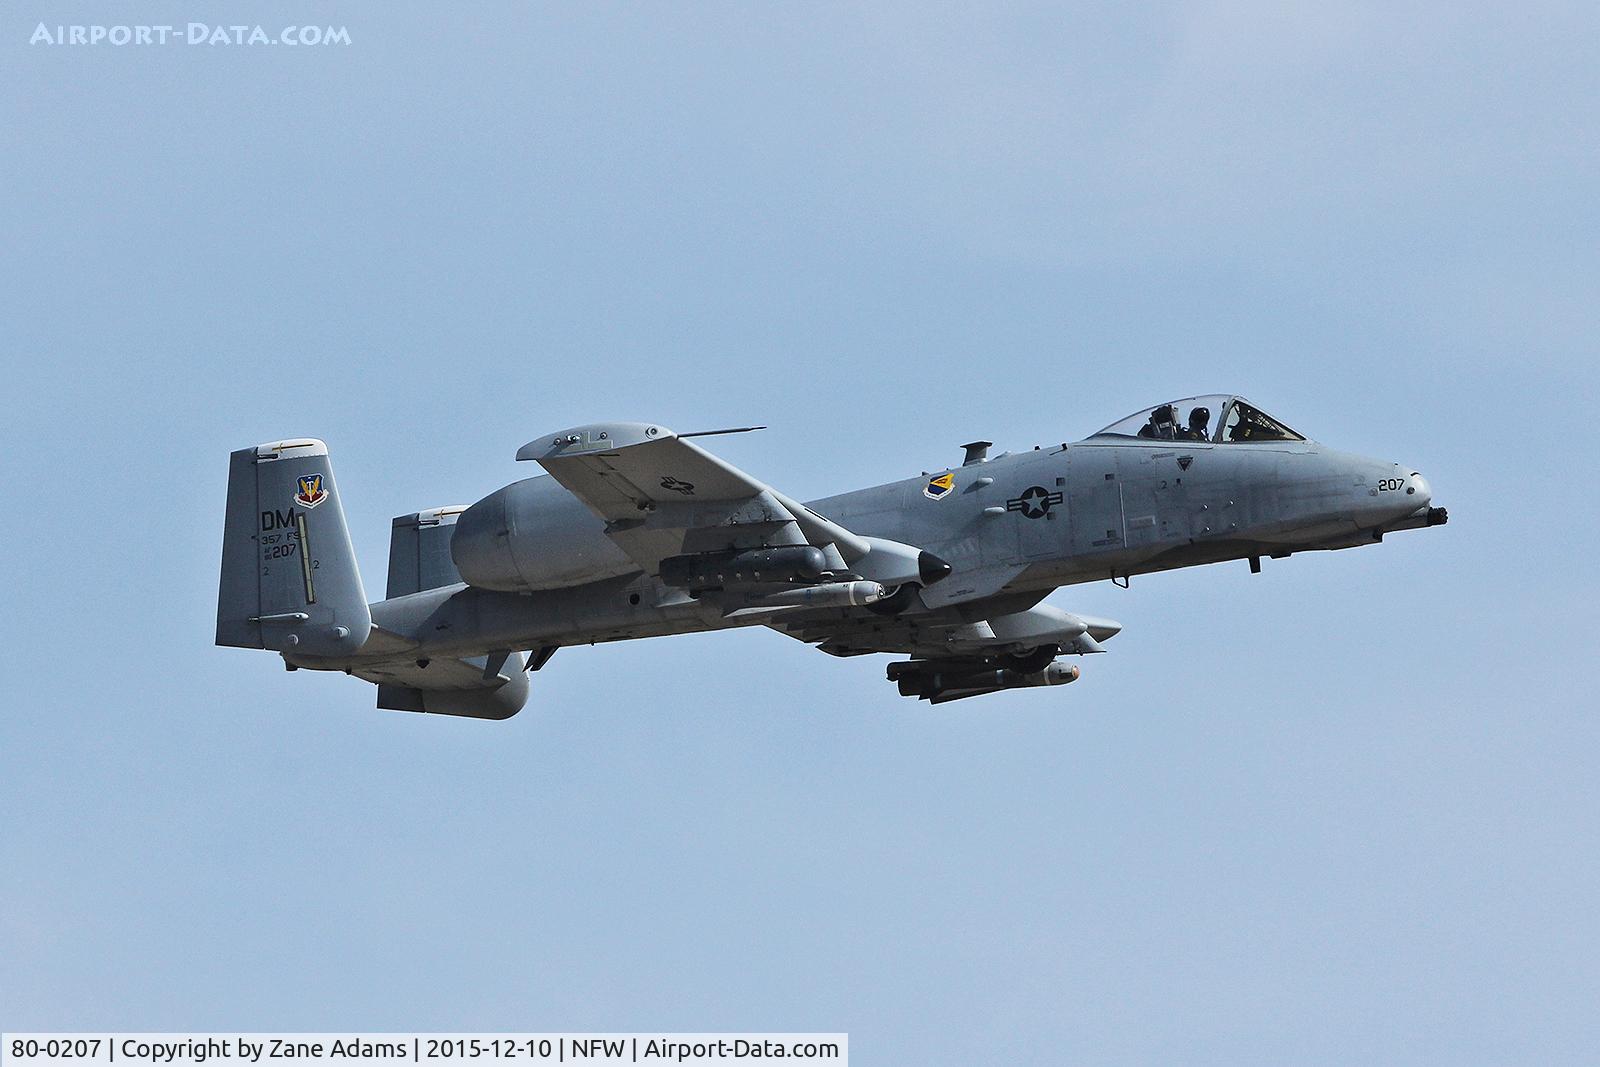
<box><xmin>1407</xmin><ymin>470</ymin><xmax>1432</xmax><ymax>508</ymax></box>
<box><xmin>1381</xmin><ymin>466</ymin><xmax>1448</xmax><ymax>530</ymax></box>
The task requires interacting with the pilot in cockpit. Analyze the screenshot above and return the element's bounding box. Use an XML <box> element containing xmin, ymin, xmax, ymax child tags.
<box><xmin>1093</xmin><ymin>395</ymin><xmax>1306</xmax><ymax>444</ymax></box>
<box><xmin>1137</xmin><ymin>404</ymin><xmax>1179</xmax><ymax>439</ymax></box>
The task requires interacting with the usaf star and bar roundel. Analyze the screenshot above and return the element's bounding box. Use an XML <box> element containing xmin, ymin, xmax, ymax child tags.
<box><xmin>1006</xmin><ymin>484</ymin><xmax>1063</xmax><ymax>518</ymax></box>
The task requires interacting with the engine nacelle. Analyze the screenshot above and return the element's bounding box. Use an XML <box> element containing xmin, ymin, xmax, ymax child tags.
<box><xmin>450</xmin><ymin>476</ymin><xmax>638</xmax><ymax>593</ymax></box>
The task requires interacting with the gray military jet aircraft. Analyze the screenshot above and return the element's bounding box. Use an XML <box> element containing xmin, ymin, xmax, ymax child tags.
<box><xmin>217</xmin><ymin>394</ymin><xmax>1446</xmax><ymax>715</ymax></box>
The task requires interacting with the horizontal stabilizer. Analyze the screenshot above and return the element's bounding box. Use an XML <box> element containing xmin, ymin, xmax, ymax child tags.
<box><xmin>375</xmin><ymin>683</ymin><xmax>524</xmax><ymax>720</ymax></box>
<box><xmin>356</xmin><ymin>651</ymin><xmax>530</xmax><ymax>720</ymax></box>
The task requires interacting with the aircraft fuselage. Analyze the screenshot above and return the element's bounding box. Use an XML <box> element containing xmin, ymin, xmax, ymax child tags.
<box><xmin>351</xmin><ymin>436</ymin><xmax>1440</xmax><ymax>662</ymax></box>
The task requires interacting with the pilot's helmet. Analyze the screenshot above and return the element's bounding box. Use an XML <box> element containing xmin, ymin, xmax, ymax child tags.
<box><xmin>1189</xmin><ymin>405</ymin><xmax>1210</xmax><ymax>425</ymax></box>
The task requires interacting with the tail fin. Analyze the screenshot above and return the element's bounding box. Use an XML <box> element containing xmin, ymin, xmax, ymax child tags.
<box><xmin>386</xmin><ymin>506</ymin><xmax>468</xmax><ymax>598</ymax></box>
<box><xmin>216</xmin><ymin>438</ymin><xmax>371</xmax><ymax>657</ymax></box>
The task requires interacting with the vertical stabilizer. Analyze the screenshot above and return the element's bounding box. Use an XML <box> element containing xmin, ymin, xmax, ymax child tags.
<box><xmin>386</xmin><ymin>506</ymin><xmax>467</xmax><ymax>598</ymax></box>
<box><xmin>216</xmin><ymin>439</ymin><xmax>371</xmax><ymax>657</ymax></box>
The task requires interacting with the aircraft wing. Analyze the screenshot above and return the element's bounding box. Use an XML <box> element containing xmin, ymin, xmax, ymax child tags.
<box><xmin>517</xmin><ymin>422</ymin><xmax>871</xmax><ymax>577</ymax></box>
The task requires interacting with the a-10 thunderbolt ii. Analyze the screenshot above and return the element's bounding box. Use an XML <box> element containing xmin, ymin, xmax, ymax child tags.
<box><xmin>216</xmin><ymin>394</ymin><xmax>1447</xmax><ymax>716</ymax></box>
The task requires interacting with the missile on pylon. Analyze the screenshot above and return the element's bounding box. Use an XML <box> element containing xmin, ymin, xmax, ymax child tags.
<box><xmin>756</xmin><ymin>580</ymin><xmax>886</xmax><ymax>609</ymax></box>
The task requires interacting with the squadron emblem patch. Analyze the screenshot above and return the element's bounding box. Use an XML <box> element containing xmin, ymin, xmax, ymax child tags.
<box><xmin>923</xmin><ymin>472</ymin><xmax>956</xmax><ymax>500</ymax></box>
<box><xmin>294</xmin><ymin>473</ymin><xmax>328</xmax><ymax>509</ymax></box>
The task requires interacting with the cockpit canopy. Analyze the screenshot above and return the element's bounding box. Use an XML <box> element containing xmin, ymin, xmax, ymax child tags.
<box><xmin>1091</xmin><ymin>394</ymin><xmax>1306</xmax><ymax>444</ymax></box>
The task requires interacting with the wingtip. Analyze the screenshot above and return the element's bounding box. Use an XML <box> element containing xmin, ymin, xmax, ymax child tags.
<box><xmin>516</xmin><ymin>422</ymin><xmax>675</xmax><ymax>461</ymax></box>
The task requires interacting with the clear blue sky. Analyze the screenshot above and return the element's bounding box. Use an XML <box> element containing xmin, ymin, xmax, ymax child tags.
<box><xmin>3</xmin><ymin>4</ymin><xmax>1596</xmax><ymax>1063</ymax></box>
